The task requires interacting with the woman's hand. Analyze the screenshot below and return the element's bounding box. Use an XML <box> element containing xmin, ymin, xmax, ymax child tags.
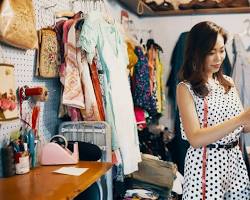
<box><xmin>240</xmin><ymin>108</ymin><xmax>250</xmax><ymax>126</ymax></box>
<box><xmin>240</xmin><ymin>108</ymin><xmax>250</xmax><ymax>133</ymax></box>
<box><xmin>243</xmin><ymin>125</ymin><xmax>250</xmax><ymax>133</ymax></box>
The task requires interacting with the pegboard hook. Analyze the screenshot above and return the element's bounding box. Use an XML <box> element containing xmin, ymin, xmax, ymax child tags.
<box><xmin>43</xmin><ymin>3</ymin><xmax>57</xmax><ymax>10</ymax></box>
<box><xmin>40</xmin><ymin>3</ymin><xmax>57</xmax><ymax>27</ymax></box>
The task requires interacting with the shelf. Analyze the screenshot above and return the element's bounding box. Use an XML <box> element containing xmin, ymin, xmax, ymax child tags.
<box><xmin>118</xmin><ymin>0</ymin><xmax>250</xmax><ymax>17</ymax></box>
<box><xmin>118</xmin><ymin>0</ymin><xmax>154</xmax><ymax>16</ymax></box>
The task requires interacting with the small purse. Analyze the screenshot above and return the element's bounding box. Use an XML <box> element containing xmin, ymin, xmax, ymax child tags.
<box><xmin>0</xmin><ymin>0</ymin><xmax>38</xmax><ymax>49</ymax></box>
<box><xmin>36</xmin><ymin>28</ymin><xmax>59</xmax><ymax>78</ymax></box>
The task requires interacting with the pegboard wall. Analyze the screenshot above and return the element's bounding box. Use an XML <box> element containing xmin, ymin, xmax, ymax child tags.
<box><xmin>0</xmin><ymin>0</ymin><xmax>71</xmax><ymax>177</ymax></box>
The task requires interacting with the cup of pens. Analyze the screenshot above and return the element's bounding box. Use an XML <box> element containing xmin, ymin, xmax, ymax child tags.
<box><xmin>14</xmin><ymin>143</ymin><xmax>30</xmax><ymax>174</ymax></box>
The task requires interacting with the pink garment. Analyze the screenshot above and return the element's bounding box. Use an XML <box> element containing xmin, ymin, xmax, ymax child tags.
<box><xmin>58</xmin><ymin>19</ymin><xmax>75</xmax><ymax>119</ymax></box>
<box><xmin>63</xmin><ymin>19</ymin><xmax>74</xmax><ymax>44</ymax></box>
<box><xmin>60</xmin><ymin>19</ymin><xmax>74</xmax><ymax>85</ymax></box>
<box><xmin>134</xmin><ymin>107</ymin><xmax>146</xmax><ymax>129</ymax></box>
<box><xmin>68</xmin><ymin>106</ymin><xmax>82</xmax><ymax>121</ymax></box>
<box><xmin>62</xmin><ymin>21</ymin><xmax>85</xmax><ymax>110</ymax></box>
<box><xmin>76</xmin><ymin>29</ymin><xmax>101</xmax><ymax>121</ymax></box>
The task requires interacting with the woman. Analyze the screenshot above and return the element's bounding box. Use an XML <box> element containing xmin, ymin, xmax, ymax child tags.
<box><xmin>177</xmin><ymin>21</ymin><xmax>250</xmax><ymax>199</ymax></box>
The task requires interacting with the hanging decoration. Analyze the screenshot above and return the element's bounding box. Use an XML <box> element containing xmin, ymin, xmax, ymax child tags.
<box><xmin>0</xmin><ymin>63</ymin><xmax>18</xmax><ymax>122</ymax></box>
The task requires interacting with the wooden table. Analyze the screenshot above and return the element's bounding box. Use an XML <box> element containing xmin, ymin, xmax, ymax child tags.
<box><xmin>0</xmin><ymin>161</ymin><xmax>113</xmax><ymax>200</ymax></box>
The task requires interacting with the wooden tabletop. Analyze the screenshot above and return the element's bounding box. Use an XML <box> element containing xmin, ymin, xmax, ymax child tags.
<box><xmin>0</xmin><ymin>161</ymin><xmax>113</xmax><ymax>200</ymax></box>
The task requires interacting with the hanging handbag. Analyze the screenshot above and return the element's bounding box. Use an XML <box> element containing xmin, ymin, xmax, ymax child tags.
<box><xmin>131</xmin><ymin>154</ymin><xmax>177</xmax><ymax>189</ymax></box>
<box><xmin>0</xmin><ymin>0</ymin><xmax>38</xmax><ymax>49</ymax></box>
<box><xmin>36</xmin><ymin>28</ymin><xmax>59</xmax><ymax>78</ymax></box>
<box><xmin>202</xmin><ymin>97</ymin><xmax>208</xmax><ymax>200</ymax></box>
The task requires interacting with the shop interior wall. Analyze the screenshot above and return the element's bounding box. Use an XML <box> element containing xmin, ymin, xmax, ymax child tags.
<box><xmin>1</xmin><ymin>0</ymin><xmax>248</xmax><ymax>178</ymax></box>
<box><xmin>0</xmin><ymin>0</ymin><xmax>141</xmax><ymax>178</ymax></box>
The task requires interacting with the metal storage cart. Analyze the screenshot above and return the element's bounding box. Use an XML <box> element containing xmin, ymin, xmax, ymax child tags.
<box><xmin>59</xmin><ymin>121</ymin><xmax>112</xmax><ymax>200</ymax></box>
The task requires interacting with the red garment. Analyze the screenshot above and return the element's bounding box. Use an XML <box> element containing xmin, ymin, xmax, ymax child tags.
<box><xmin>90</xmin><ymin>60</ymin><xmax>105</xmax><ymax>121</ymax></box>
<box><xmin>134</xmin><ymin>107</ymin><xmax>146</xmax><ymax>129</ymax></box>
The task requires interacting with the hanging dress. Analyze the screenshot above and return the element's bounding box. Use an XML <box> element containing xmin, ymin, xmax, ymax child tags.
<box><xmin>132</xmin><ymin>47</ymin><xmax>157</xmax><ymax>117</ymax></box>
<box><xmin>232</xmin><ymin>34</ymin><xmax>250</xmax><ymax>108</ymax></box>
<box><xmin>79</xmin><ymin>11</ymin><xmax>141</xmax><ymax>175</ymax></box>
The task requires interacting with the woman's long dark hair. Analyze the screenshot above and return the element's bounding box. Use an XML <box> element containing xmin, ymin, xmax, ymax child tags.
<box><xmin>179</xmin><ymin>21</ymin><xmax>232</xmax><ymax>97</ymax></box>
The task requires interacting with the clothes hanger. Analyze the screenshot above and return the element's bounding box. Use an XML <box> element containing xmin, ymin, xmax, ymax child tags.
<box><xmin>54</xmin><ymin>0</ymin><xmax>75</xmax><ymax>18</ymax></box>
<box><xmin>239</xmin><ymin>18</ymin><xmax>250</xmax><ymax>37</ymax></box>
<box><xmin>55</xmin><ymin>11</ymin><xmax>75</xmax><ymax>18</ymax></box>
<box><xmin>238</xmin><ymin>18</ymin><xmax>250</xmax><ymax>51</ymax></box>
<box><xmin>40</xmin><ymin>3</ymin><xmax>57</xmax><ymax>28</ymax></box>
<box><xmin>244</xmin><ymin>18</ymin><xmax>250</xmax><ymax>37</ymax></box>
<box><xmin>127</xmin><ymin>20</ymin><xmax>141</xmax><ymax>47</ymax></box>
<box><xmin>144</xmin><ymin>0</ymin><xmax>164</xmax><ymax>5</ymax></box>
<box><xmin>99</xmin><ymin>0</ymin><xmax>115</xmax><ymax>24</ymax></box>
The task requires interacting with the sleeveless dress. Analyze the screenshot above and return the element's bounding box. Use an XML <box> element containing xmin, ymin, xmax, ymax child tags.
<box><xmin>179</xmin><ymin>76</ymin><xmax>250</xmax><ymax>200</ymax></box>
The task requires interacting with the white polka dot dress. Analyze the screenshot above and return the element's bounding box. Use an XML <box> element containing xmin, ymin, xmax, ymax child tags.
<box><xmin>179</xmin><ymin>76</ymin><xmax>250</xmax><ymax>200</ymax></box>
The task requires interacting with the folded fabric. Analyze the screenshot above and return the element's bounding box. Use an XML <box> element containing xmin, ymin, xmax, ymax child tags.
<box><xmin>124</xmin><ymin>189</ymin><xmax>159</xmax><ymax>199</ymax></box>
<box><xmin>179</xmin><ymin>0</ymin><xmax>218</xmax><ymax>10</ymax></box>
<box><xmin>179</xmin><ymin>0</ymin><xmax>249</xmax><ymax>10</ymax></box>
<box><xmin>216</xmin><ymin>0</ymin><xmax>249</xmax><ymax>8</ymax></box>
<box><xmin>171</xmin><ymin>171</ymin><xmax>184</xmax><ymax>195</ymax></box>
<box><xmin>145</xmin><ymin>0</ymin><xmax>174</xmax><ymax>11</ymax></box>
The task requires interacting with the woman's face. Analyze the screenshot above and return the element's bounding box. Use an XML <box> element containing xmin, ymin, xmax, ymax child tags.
<box><xmin>204</xmin><ymin>33</ymin><xmax>226</xmax><ymax>79</ymax></box>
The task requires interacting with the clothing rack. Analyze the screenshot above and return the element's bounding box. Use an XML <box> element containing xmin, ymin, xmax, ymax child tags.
<box><xmin>70</xmin><ymin>0</ymin><xmax>106</xmax><ymax>13</ymax></box>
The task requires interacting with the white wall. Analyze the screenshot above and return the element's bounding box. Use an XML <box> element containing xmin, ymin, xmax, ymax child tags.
<box><xmin>106</xmin><ymin>0</ymin><xmax>152</xmax><ymax>41</ymax></box>
<box><xmin>106</xmin><ymin>0</ymin><xmax>141</xmax><ymax>24</ymax></box>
